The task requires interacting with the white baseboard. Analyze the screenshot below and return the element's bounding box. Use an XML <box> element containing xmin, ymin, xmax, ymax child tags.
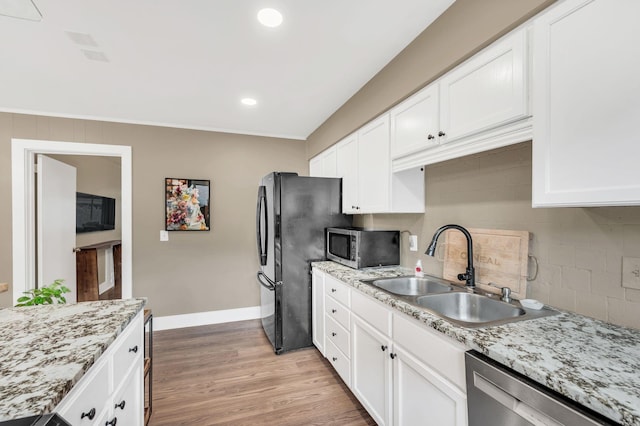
<box><xmin>154</xmin><ymin>306</ymin><xmax>261</xmax><ymax>331</ymax></box>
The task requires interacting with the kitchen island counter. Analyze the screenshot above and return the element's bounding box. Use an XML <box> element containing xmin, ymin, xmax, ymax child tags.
<box><xmin>0</xmin><ymin>298</ymin><xmax>146</xmax><ymax>421</ymax></box>
<box><xmin>312</xmin><ymin>261</ymin><xmax>640</xmax><ymax>426</ymax></box>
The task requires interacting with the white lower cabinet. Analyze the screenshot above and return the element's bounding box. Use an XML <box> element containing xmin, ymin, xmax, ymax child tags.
<box><xmin>351</xmin><ymin>315</ymin><xmax>393</xmax><ymax>426</ymax></box>
<box><xmin>56</xmin><ymin>311</ymin><xmax>144</xmax><ymax>426</ymax></box>
<box><xmin>312</xmin><ymin>269</ymin><xmax>325</xmax><ymax>356</ymax></box>
<box><xmin>312</xmin><ymin>268</ymin><xmax>468</xmax><ymax>426</ymax></box>
<box><xmin>393</xmin><ymin>345</ymin><xmax>467</xmax><ymax>426</ymax></box>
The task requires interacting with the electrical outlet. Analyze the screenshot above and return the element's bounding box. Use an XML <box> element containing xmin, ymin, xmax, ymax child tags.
<box><xmin>409</xmin><ymin>235</ymin><xmax>418</xmax><ymax>252</ymax></box>
<box><xmin>622</xmin><ymin>256</ymin><xmax>640</xmax><ymax>289</ymax></box>
<box><xmin>160</xmin><ymin>230</ymin><xmax>169</xmax><ymax>242</ymax></box>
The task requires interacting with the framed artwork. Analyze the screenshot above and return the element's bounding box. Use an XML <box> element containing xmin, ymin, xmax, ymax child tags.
<box><xmin>165</xmin><ymin>178</ymin><xmax>210</xmax><ymax>231</ymax></box>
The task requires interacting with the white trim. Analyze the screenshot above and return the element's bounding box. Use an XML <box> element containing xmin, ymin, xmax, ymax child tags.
<box><xmin>154</xmin><ymin>306</ymin><xmax>262</xmax><ymax>331</ymax></box>
<box><xmin>11</xmin><ymin>139</ymin><xmax>133</xmax><ymax>303</ymax></box>
<box><xmin>391</xmin><ymin>117</ymin><xmax>533</xmax><ymax>172</ymax></box>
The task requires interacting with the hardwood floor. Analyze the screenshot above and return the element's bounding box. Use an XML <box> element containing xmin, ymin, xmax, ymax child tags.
<box><xmin>149</xmin><ymin>320</ymin><xmax>375</xmax><ymax>426</ymax></box>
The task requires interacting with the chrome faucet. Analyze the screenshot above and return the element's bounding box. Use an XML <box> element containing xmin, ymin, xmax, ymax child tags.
<box><xmin>425</xmin><ymin>224</ymin><xmax>475</xmax><ymax>288</ymax></box>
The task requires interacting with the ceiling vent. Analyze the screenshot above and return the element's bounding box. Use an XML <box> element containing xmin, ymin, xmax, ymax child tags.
<box><xmin>82</xmin><ymin>50</ymin><xmax>109</xmax><ymax>62</ymax></box>
<box><xmin>66</xmin><ymin>31</ymin><xmax>98</xmax><ymax>47</ymax></box>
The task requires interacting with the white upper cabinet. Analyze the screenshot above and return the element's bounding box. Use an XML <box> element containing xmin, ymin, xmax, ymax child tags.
<box><xmin>336</xmin><ymin>132</ymin><xmax>359</xmax><ymax>214</ymax></box>
<box><xmin>392</xmin><ymin>27</ymin><xmax>532</xmax><ymax>172</ymax></box>
<box><xmin>532</xmin><ymin>0</ymin><xmax>640</xmax><ymax>207</ymax></box>
<box><xmin>390</xmin><ymin>84</ymin><xmax>440</xmax><ymax>159</ymax></box>
<box><xmin>308</xmin><ymin>145</ymin><xmax>337</xmax><ymax>178</ymax></box>
<box><xmin>357</xmin><ymin>114</ymin><xmax>391</xmax><ymax>213</ymax></box>
<box><xmin>336</xmin><ymin>115</ymin><xmax>425</xmax><ymax>214</ymax></box>
<box><xmin>439</xmin><ymin>28</ymin><xmax>528</xmax><ymax>144</ymax></box>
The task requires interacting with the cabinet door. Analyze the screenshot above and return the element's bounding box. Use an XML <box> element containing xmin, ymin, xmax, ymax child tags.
<box><xmin>309</xmin><ymin>147</ymin><xmax>337</xmax><ymax>178</ymax></box>
<box><xmin>357</xmin><ymin>114</ymin><xmax>390</xmax><ymax>213</ymax></box>
<box><xmin>351</xmin><ymin>315</ymin><xmax>392</xmax><ymax>426</ymax></box>
<box><xmin>390</xmin><ymin>84</ymin><xmax>440</xmax><ymax>159</ymax></box>
<box><xmin>440</xmin><ymin>28</ymin><xmax>528</xmax><ymax>144</ymax></box>
<box><xmin>532</xmin><ymin>0</ymin><xmax>640</xmax><ymax>207</ymax></box>
<box><xmin>394</xmin><ymin>345</ymin><xmax>467</xmax><ymax>426</ymax></box>
<box><xmin>336</xmin><ymin>133</ymin><xmax>359</xmax><ymax>213</ymax></box>
<box><xmin>311</xmin><ymin>269</ymin><xmax>325</xmax><ymax>355</ymax></box>
<box><xmin>112</xmin><ymin>363</ymin><xmax>144</xmax><ymax>426</ymax></box>
<box><xmin>321</xmin><ymin>147</ymin><xmax>337</xmax><ymax>178</ymax></box>
<box><xmin>309</xmin><ymin>155</ymin><xmax>322</xmax><ymax>177</ymax></box>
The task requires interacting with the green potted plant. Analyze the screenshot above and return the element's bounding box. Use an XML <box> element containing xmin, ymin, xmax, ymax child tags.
<box><xmin>16</xmin><ymin>279</ymin><xmax>70</xmax><ymax>306</ymax></box>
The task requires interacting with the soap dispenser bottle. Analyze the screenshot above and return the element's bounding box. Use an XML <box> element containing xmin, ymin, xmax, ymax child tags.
<box><xmin>415</xmin><ymin>260</ymin><xmax>424</xmax><ymax>278</ymax></box>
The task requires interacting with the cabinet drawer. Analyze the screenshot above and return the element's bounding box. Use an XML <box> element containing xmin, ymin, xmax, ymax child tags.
<box><xmin>393</xmin><ymin>313</ymin><xmax>467</xmax><ymax>390</ymax></box>
<box><xmin>352</xmin><ymin>290</ymin><xmax>392</xmax><ymax>336</ymax></box>
<box><xmin>57</xmin><ymin>358</ymin><xmax>109</xmax><ymax>425</ymax></box>
<box><xmin>324</xmin><ymin>275</ymin><xmax>350</xmax><ymax>307</ymax></box>
<box><xmin>325</xmin><ymin>296</ymin><xmax>350</xmax><ymax>330</ymax></box>
<box><xmin>325</xmin><ymin>340</ymin><xmax>351</xmax><ymax>387</ymax></box>
<box><xmin>325</xmin><ymin>315</ymin><xmax>350</xmax><ymax>357</ymax></box>
<box><xmin>112</xmin><ymin>313</ymin><xmax>144</xmax><ymax>386</ymax></box>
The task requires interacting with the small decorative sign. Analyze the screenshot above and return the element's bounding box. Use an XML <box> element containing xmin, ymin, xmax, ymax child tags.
<box><xmin>165</xmin><ymin>178</ymin><xmax>210</xmax><ymax>231</ymax></box>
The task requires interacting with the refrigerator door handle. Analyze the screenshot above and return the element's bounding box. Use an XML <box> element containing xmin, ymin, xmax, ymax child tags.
<box><xmin>256</xmin><ymin>185</ymin><xmax>268</xmax><ymax>266</ymax></box>
<box><xmin>257</xmin><ymin>271</ymin><xmax>279</xmax><ymax>291</ymax></box>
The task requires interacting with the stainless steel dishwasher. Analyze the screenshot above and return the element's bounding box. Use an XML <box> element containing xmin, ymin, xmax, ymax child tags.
<box><xmin>465</xmin><ymin>351</ymin><xmax>619</xmax><ymax>426</ymax></box>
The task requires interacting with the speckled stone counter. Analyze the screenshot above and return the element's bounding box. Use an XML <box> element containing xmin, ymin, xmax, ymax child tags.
<box><xmin>312</xmin><ymin>261</ymin><xmax>640</xmax><ymax>426</ymax></box>
<box><xmin>0</xmin><ymin>298</ymin><xmax>146</xmax><ymax>421</ymax></box>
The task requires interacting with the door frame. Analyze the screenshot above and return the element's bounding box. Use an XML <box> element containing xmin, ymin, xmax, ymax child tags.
<box><xmin>11</xmin><ymin>138</ymin><xmax>133</xmax><ymax>303</ymax></box>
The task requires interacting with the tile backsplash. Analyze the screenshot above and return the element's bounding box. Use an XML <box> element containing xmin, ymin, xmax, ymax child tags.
<box><xmin>356</xmin><ymin>141</ymin><xmax>640</xmax><ymax>329</ymax></box>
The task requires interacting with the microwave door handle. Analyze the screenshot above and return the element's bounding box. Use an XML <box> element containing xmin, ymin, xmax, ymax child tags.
<box><xmin>256</xmin><ymin>186</ymin><xmax>268</xmax><ymax>266</ymax></box>
<box><xmin>257</xmin><ymin>271</ymin><xmax>276</xmax><ymax>291</ymax></box>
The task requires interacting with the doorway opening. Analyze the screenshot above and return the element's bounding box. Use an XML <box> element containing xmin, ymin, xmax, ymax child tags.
<box><xmin>11</xmin><ymin>139</ymin><xmax>132</xmax><ymax>304</ymax></box>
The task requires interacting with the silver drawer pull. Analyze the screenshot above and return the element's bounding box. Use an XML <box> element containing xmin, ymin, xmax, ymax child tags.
<box><xmin>128</xmin><ymin>345</ymin><xmax>138</xmax><ymax>353</ymax></box>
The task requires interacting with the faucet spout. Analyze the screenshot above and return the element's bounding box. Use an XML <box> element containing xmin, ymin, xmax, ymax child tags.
<box><xmin>425</xmin><ymin>224</ymin><xmax>475</xmax><ymax>288</ymax></box>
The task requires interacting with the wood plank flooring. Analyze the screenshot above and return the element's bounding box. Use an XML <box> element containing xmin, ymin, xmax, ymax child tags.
<box><xmin>149</xmin><ymin>319</ymin><xmax>375</xmax><ymax>426</ymax></box>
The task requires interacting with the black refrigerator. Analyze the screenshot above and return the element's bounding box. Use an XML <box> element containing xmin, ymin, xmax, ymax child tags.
<box><xmin>256</xmin><ymin>172</ymin><xmax>352</xmax><ymax>354</ymax></box>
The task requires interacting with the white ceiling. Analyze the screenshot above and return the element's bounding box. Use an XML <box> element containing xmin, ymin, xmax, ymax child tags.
<box><xmin>0</xmin><ymin>0</ymin><xmax>455</xmax><ymax>140</ymax></box>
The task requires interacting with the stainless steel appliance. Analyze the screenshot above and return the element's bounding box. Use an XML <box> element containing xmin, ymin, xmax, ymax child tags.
<box><xmin>326</xmin><ymin>227</ymin><xmax>399</xmax><ymax>269</ymax></box>
<box><xmin>255</xmin><ymin>172</ymin><xmax>351</xmax><ymax>354</ymax></box>
<box><xmin>465</xmin><ymin>351</ymin><xmax>617</xmax><ymax>426</ymax></box>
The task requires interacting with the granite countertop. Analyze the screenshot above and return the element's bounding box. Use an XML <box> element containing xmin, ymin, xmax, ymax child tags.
<box><xmin>313</xmin><ymin>261</ymin><xmax>640</xmax><ymax>426</ymax></box>
<box><xmin>0</xmin><ymin>298</ymin><xmax>146</xmax><ymax>421</ymax></box>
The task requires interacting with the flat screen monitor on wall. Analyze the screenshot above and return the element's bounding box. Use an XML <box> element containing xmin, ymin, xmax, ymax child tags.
<box><xmin>76</xmin><ymin>192</ymin><xmax>116</xmax><ymax>233</ymax></box>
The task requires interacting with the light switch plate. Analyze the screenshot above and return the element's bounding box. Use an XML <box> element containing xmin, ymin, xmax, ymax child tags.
<box><xmin>409</xmin><ymin>235</ymin><xmax>418</xmax><ymax>252</ymax></box>
<box><xmin>160</xmin><ymin>230</ymin><xmax>169</xmax><ymax>242</ymax></box>
<box><xmin>622</xmin><ymin>256</ymin><xmax>640</xmax><ymax>289</ymax></box>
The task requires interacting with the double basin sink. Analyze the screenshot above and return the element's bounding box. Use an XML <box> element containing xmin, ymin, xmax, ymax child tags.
<box><xmin>360</xmin><ymin>276</ymin><xmax>557</xmax><ymax>328</ymax></box>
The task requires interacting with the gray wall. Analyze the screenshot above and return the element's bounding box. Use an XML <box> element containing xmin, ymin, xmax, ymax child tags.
<box><xmin>0</xmin><ymin>112</ymin><xmax>307</xmax><ymax>314</ymax></box>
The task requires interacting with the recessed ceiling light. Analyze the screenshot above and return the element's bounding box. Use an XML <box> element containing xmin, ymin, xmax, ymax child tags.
<box><xmin>257</xmin><ymin>8</ymin><xmax>283</xmax><ymax>28</ymax></box>
<box><xmin>241</xmin><ymin>98</ymin><xmax>257</xmax><ymax>106</ymax></box>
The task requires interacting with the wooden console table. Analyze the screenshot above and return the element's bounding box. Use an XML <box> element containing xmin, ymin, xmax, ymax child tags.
<box><xmin>75</xmin><ymin>240</ymin><xmax>121</xmax><ymax>301</ymax></box>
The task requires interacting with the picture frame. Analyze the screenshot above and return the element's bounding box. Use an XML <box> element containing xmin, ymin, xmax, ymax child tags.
<box><xmin>165</xmin><ymin>178</ymin><xmax>211</xmax><ymax>231</ymax></box>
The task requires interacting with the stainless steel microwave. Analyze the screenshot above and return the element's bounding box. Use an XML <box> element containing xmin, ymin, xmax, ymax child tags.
<box><xmin>326</xmin><ymin>227</ymin><xmax>400</xmax><ymax>269</ymax></box>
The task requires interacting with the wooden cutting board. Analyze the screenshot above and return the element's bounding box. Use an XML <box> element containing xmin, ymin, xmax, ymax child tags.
<box><xmin>443</xmin><ymin>228</ymin><xmax>530</xmax><ymax>299</ymax></box>
<box><xmin>0</xmin><ymin>282</ymin><xmax>8</xmax><ymax>293</ymax></box>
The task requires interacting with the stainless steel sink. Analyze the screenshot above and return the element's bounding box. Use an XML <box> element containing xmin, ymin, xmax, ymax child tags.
<box><xmin>359</xmin><ymin>275</ymin><xmax>559</xmax><ymax>328</ymax></box>
<box><xmin>363</xmin><ymin>276</ymin><xmax>453</xmax><ymax>296</ymax></box>
<box><xmin>416</xmin><ymin>292</ymin><xmax>525</xmax><ymax>326</ymax></box>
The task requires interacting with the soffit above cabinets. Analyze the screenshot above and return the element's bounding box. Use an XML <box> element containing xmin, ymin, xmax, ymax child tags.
<box><xmin>0</xmin><ymin>0</ymin><xmax>455</xmax><ymax>140</ymax></box>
